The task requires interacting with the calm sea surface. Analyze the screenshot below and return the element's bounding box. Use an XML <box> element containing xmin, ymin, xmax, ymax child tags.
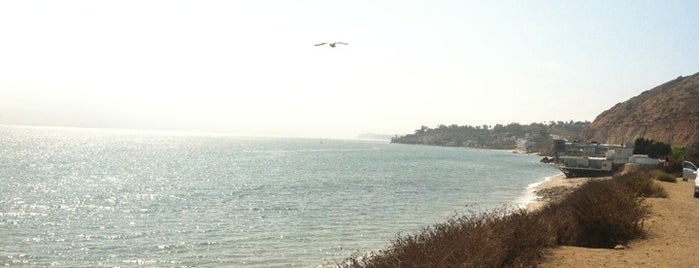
<box><xmin>0</xmin><ymin>125</ymin><xmax>560</xmax><ymax>267</ymax></box>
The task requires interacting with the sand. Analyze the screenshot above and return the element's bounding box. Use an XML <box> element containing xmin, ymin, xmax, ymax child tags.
<box><xmin>532</xmin><ymin>175</ymin><xmax>699</xmax><ymax>267</ymax></box>
<box><xmin>527</xmin><ymin>174</ymin><xmax>595</xmax><ymax>211</ymax></box>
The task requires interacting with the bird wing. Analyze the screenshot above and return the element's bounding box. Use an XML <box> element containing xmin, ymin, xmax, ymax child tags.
<box><xmin>334</xmin><ymin>42</ymin><xmax>348</xmax><ymax>45</ymax></box>
<box><xmin>314</xmin><ymin>43</ymin><xmax>327</xmax><ymax>46</ymax></box>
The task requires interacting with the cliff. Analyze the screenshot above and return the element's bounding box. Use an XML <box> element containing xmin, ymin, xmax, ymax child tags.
<box><xmin>579</xmin><ymin>72</ymin><xmax>699</xmax><ymax>149</ymax></box>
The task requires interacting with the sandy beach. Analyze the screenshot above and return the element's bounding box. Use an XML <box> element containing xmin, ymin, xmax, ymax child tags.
<box><xmin>527</xmin><ymin>174</ymin><xmax>596</xmax><ymax>212</ymax></box>
<box><xmin>531</xmin><ymin>175</ymin><xmax>699</xmax><ymax>267</ymax></box>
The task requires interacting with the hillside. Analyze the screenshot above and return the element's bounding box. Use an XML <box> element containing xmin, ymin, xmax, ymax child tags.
<box><xmin>579</xmin><ymin>72</ymin><xmax>699</xmax><ymax>149</ymax></box>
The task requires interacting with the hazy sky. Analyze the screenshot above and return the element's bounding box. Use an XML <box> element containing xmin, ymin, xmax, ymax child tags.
<box><xmin>1</xmin><ymin>1</ymin><xmax>698</xmax><ymax>138</ymax></box>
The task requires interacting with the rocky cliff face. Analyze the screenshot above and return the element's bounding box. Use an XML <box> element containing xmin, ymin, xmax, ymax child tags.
<box><xmin>579</xmin><ymin>72</ymin><xmax>699</xmax><ymax>149</ymax></box>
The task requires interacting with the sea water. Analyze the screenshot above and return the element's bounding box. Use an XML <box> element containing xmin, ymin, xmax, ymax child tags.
<box><xmin>0</xmin><ymin>125</ymin><xmax>560</xmax><ymax>267</ymax></box>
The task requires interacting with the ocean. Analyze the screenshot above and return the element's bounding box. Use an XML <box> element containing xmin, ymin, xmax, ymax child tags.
<box><xmin>0</xmin><ymin>125</ymin><xmax>560</xmax><ymax>267</ymax></box>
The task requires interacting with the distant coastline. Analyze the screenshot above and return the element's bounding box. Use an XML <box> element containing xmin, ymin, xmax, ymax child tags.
<box><xmin>356</xmin><ymin>133</ymin><xmax>398</xmax><ymax>141</ymax></box>
<box><xmin>391</xmin><ymin>121</ymin><xmax>590</xmax><ymax>154</ymax></box>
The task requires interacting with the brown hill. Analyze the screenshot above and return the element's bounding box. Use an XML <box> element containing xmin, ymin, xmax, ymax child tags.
<box><xmin>579</xmin><ymin>72</ymin><xmax>699</xmax><ymax>149</ymax></box>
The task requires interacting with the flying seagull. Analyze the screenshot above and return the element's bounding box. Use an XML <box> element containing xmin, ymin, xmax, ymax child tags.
<box><xmin>314</xmin><ymin>42</ymin><xmax>348</xmax><ymax>48</ymax></box>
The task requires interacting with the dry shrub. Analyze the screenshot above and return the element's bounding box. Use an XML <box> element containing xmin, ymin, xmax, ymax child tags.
<box><xmin>341</xmin><ymin>169</ymin><xmax>659</xmax><ymax>268</ymax></box>
<box><xmin>341</xmin><ymin>209</ymin><xmax>554</xmax><ymax>268</ymax></box>
<box><xmin>615</xmin><ymin>169</ymin><xmax>668</xmax><ymax>198</ymax></box>
<box><xmin>552</xmin><ymin>179</ymin><xmax>648</xmax><ymax>248</ymax></box>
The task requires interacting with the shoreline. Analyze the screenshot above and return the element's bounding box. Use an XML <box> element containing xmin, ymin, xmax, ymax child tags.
<box><xmin>526</xmin><ymin>174</ymin><xmax>602</xmax><ymax>212</ymax></box>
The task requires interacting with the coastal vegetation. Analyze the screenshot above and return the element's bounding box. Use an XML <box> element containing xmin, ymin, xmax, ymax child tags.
<box><xmin>340</xmin><ymin>169</ymin><xmax>664</xmax><ymax>268</ymax></box>
<box><xmin>391</xmin><ymin>121</ymin><xmax>590</xmax><ymax>152</ymax></box>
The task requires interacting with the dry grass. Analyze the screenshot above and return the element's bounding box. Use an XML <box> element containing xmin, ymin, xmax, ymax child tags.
<box><xmin>340</xmin><ymin>170</ymin><xmax>662</xmax><ymax>268</ymax></box>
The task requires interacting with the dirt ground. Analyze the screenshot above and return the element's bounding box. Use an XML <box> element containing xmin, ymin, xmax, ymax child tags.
<box><xmin>537</xmin><ymin>178</ymin><xmax>699</xmax><ymax>268</ymax></box>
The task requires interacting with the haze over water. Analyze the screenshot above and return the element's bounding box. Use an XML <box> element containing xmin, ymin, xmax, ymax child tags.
<box><xmin>0</xmin><ymin>125</ymin><xmax>560</xmax><ymax>267</ymax></box>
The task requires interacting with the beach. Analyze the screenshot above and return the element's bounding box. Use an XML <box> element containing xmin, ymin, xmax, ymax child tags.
<box><xmin>531</xmin><ymin>175</ymin><xmax>699</xmax><ymax>267</ymax></box>
<box><xmin>527</xmin><ymin>174</ymin><xmax>594</xmax><ymax>212</ymax></box>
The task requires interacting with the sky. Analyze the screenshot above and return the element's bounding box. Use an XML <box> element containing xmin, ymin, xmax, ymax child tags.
<box><xmin>1</xmin><ymin>1</ymin><xmax>698</xmax><ymax>139</ymax></box>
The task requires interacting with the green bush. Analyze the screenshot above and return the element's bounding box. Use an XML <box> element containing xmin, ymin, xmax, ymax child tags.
<box><xmin>651</xmin><ymin>169</ymin><xmax>677</xmax><ymax>183</ymax></box>
<box><xmin>633</xmin><ymin>138</ymin><xmax>671</xmax><ymax>158</ymax></box>
<box><xmin>669</xmin><ymin>146</ymin><xmax>699</xmax><ymax>173</ymax></box>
